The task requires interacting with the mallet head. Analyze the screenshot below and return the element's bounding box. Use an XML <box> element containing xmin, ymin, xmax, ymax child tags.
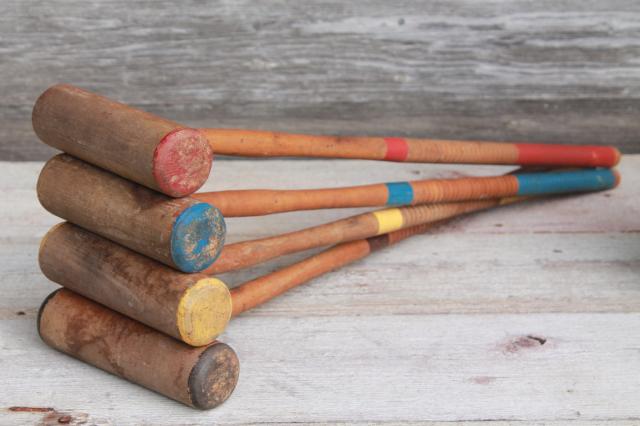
<box><xmin>39</xmin><ymin>223</ymin><xmax>233</xmax><ymax>346</ymax></box>
<box><xmin>38</xmin><ymin>288</ymin><xmax>239</xmax><ymax>409</ymax></box>
<box><xmin>37</xmin><ymin>154</ymin><xmax>225</xmax><ymax>272</ymax></box>
<box><xmin>33</xmin><ymin>84</ymin><xmax>213</xmax><ymax>197</ymax></box>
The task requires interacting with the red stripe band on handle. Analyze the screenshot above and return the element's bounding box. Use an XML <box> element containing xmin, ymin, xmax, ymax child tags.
<box><xmin>383</xmin><ymin>137</ymin><xmax>409</xmax><ymax>162</ymax></box>
<box><xmin>516</xmin><ymin>144</ymin><xmax>620</xmax><ymax>167</ymax></box>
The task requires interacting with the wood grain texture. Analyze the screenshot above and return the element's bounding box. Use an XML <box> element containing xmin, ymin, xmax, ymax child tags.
<box><xmin>2</xmin><ymin>315</ymin><xmax>640</xmax><ymax>424</ymax></box>
<box><xmin>0</xmin><ymin>157</ymin><xmax>639</xmax><ymax>424</ymax></box>
<box><xmin>2</xmin><ymin>0</ymin><xmax>640</xmax><ymax>160</ymax></box>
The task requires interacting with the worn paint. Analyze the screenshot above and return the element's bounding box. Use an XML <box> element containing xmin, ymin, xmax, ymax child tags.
<box><xmin>171</xmin><ymin>203</ymin><xmax>226</xmax><ymax>273</ymax></box>
<box><xmin>37</xmin><ymin>154</ymin><xmax>218</xmax><ymax>271</ymax></box>
<box><xmin>152</xmin><ymin>128</ymin><xmax>213</xmax><ymax>197</ymax></box>
<box><xmin>176</xmin><ymin>278</ymin><xmax>232</xmax><ymax>346</ymax></box>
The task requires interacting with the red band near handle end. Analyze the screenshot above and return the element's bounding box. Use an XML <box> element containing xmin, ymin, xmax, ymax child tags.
<box><xmin>383</xmin><ymin>137</ymin><xmax>409</xmax><ymax>162</ymax></box>
<box><xmin>516</xmin><ymin>144</ymin><xmax>620</xmax><ymax>167</ymax></box>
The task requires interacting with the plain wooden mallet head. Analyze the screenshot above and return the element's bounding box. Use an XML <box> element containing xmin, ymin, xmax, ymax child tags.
<box><xmin>38</xmin><ymin>288</ymin><xmax>239</xmax><ymax>409</ymax></box>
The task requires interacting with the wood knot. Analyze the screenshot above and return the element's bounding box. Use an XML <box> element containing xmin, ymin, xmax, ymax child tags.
<box><xmin>501</xmin><ymin>334</ymin><xmax>548</xmax><ymax>354</ymax></box>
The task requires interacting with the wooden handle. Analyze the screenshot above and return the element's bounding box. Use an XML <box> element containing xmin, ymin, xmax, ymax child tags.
<box><xmin>32</xmin><ymin>84</ymin><xmax>213</xmax><ymax>197</ymax></box>
<box><xmin>194</xmin><ymin>169</ymin><xmax>619</xmax><ymax>217</ymax></box>
<box><xmin>193</xmin><ymin>184</ymin><xmax>388</xmax><ymax>217</ymax></box>
<box><xmin>206</xmin><ymin>199</ymin><xmax>503</xmax><ymax>274</ymax></box>
<box><xmin>39</xmin><ymin>223</ymin><xmax>232</xmax><ymax>347</ymax></box>
<box><xmin>38</xmin><ymin>289</ymin><xmax>239</xmax><ymax>409</ymax></box>
<box><xmin>37</xmin><ymin>154</ymin><xmax>225</xmax><ymax>273</ymax></box>
<box><xmin>231</xmin><ymin>220</ymin><xmax>448</xmax><ymax>316</ymax></box>
<box><xmin>204</xmin><ymin>128</ymin><xmax>620</xmax><ymax>167</ymax></box>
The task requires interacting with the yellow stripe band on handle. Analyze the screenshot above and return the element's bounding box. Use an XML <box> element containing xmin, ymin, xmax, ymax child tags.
<box><xmin>373</xmin><ymin>208</ymin><xmax>405</xmax><ymax>235</ymax></box>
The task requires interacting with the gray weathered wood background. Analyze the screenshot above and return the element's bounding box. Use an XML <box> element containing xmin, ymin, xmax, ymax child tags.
<box><xmin>2</xmin><ymin>0</ymin><xmax>640</xmax><ymax>160</ymax></box>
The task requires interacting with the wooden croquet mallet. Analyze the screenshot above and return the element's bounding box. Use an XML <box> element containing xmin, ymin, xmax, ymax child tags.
<box><xmin>38</xmin><ymin>288</ymin><xmax>239</xmax><ymax>409</ymax></box>
<box><xmin>33</xmin><ymin>85</ymin><xmax>620</xmax><ymax>197</ymax></box>
<box><xmin>37</xmin><ymin>155</ymin><xmax>619</xmax><ymax>274</ymax></box>
<box><xmin>202</xmin><ymin>128</ymin><xmax>620</xmax><ymax>167</ymax></box>
<box><xmin>194</xmin><ymin>168</ymin><xmax>619</xmax><ymax>217</ymax></box>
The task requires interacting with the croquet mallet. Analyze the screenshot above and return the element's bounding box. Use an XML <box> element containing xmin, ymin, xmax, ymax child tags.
<box><xmin>33</xmin><ymin>84</ymin><xmax>620</xmax><ymax>198</ymax></box>
<box><xmin>38</xmin><ymin>154</ymin><xmax>619</xmax><ymax>274</ymax></box>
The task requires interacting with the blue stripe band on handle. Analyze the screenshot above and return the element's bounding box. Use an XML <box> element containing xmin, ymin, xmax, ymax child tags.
<box><xmin>516</xmin><ymin>168</ymin><xmax>617</xmax><ymax>196</ymax></box>
<box><xmin>385</xmin><ymin>182</ymin><xmax>414</xmax><ymax>205</ymax></box>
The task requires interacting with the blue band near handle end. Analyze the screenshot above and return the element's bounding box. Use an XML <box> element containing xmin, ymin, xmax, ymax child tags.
<box><xmin>516</xmin><ymin>169</ymin><xmax>617</xmax><ymax>196</ymax></box>
<box><xmin>385</xmin><ymin>182</ymin><xmax>414</xmax><ymax>205</ymax></box>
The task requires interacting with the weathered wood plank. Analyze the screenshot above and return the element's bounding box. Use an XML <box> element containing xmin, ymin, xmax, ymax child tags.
<box><xmin>1</xmin><ymin>314</ymin><xmax>640</xmax><ymax>424</ymax></box>
<box><xmin>2</xmin><ymin>0</ymin><xmax>640</xmax><ymax>160</ymax></box>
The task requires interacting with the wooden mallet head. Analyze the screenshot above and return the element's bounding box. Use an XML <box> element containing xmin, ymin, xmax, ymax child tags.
<box><xmin>37</xmin><ymin>154</ymin><xmax>225</xmax><ymax>272</ymax></box>
<box><xmin>39</xmin><ymin>222</ymin><xmax>233</xmax><ymax>346</ymax></box>
<box><xmin>33</xmin><ymin>84</ymin><xmax>213</xmax><ymax>197</ymax></box>
<box><xmin>38</xmin><ymin>289</ymin><xmax>239</xmax><ymax>409</ymax></box>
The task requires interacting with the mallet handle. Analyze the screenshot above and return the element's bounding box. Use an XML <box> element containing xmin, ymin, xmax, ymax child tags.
<box><xmin>208</xmin><ymin>164</ymin><xmax>620</xmax><ymax>274</ymax></box>
<box><xmin>204</xmin><ymin>128</ymin><xmax>620</xmax><ymax>167</ymax></box>
<box><xmin>206</xmin><ymin>199</ymin><xmax>503</xmax><ymax>274</ymax></box>
<box><xmin>231</xmin><ymin>219</ymin><xmax>451</xmax><ymax>315</ymax></box>
<box><xmin>194</xmin><ymin>169</ymin><xmax>619</xmax><ymax>217</ymax></box>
